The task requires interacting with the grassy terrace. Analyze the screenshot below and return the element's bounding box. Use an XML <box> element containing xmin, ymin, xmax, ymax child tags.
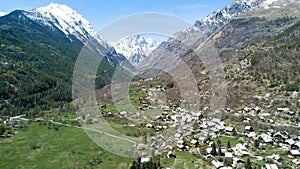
<box><xmin>0</xmin><ymin>122</ymin><xmax>131</xmax><ymax>169</ymax></box>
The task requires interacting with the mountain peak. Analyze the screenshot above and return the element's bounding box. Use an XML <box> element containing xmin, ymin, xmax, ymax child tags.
<box><xmin>25</xmin><ymin>3</ymin><xmax>95</xmax><ymax>41</ymax></box>
<box><xmin>195</xmin><ymin>0</ymin><xmax>264</xmax><ymax>30</ymax></box>
<box><xmin>113</xmin><ymin>34</ymin><xmax>159</xmax><ymax>66</ymax></box>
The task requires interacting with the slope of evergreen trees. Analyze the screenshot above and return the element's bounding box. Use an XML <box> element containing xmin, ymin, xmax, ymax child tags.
<box><xmin>0</xmin><ymin>11</ymin><xmax>116</xmax><ymax>116</ymax></box>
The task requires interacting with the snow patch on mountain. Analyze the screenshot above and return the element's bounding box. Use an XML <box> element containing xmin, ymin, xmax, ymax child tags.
<box><xmin>194</xmin><ymin>0</ymin><xmax>264</xmax><ymax>30</ymax></box>
<box><xmin>113</xmin><ymin>35</ymin><xmax>159</xmax><ymax>65</ymax></box>
<box><xmin>261</xmin><ymin>0</ymin><xmax>280</xmax><ymax>8</ymax></box>
<box><xmin>25</xmin><ymin>3</ymin><xmax>95</xmax><ymax>41</ymax></box>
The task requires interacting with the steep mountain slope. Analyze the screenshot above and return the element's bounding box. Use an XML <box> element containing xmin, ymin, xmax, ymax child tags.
<box><xmin>135</xmin><ymin>0</ymin><xmax>300</xmax><ymax>110</ymax></box>
<box><xmin>0</xmin><ymin>9</ymin><xmax>122</xmax><ymax>116</ymax></box>
<box><xmin>113</xmin><ymin>34</ymin><xmax>158</xmax><ymax>65</ymax></box>
<box><xmin>24</xmin><ymin>3</ymin><xmax>134</xmax><ymax>71</ymax></box>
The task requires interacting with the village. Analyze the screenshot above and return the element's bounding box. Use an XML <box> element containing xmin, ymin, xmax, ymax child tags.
<box><xmin>81</xmin><ymin>82</ymin><xmax>300</xmax><ymax>169</ymax></box>
<box><xmin>1</xmin><ymin>83</ymin><xmax>299</xmax><ymax>169</ymax></box>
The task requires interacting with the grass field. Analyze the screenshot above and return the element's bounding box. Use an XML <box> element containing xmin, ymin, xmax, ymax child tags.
<box><xmin>0</xmin><ymin>122</ymin><xmax>132</xmax><ymax>169</ymax></box>
<box><xmin>212</xmin><ymin>135</ymin><xmax>241</xmax><ymax>147</ymax></box>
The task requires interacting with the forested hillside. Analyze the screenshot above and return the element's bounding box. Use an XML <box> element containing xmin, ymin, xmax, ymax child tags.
<box><xmin>0</xmin><ymin>10</ymin><xmax>115</xmax><ymax>116</ymax></box>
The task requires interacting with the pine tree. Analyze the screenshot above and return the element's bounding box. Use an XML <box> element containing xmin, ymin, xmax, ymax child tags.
<box><xmin>226</xmin><ymin>141</ymin><xmax>231</xmax><ymax>151</ymax></box>
<box><xmin>211</xmin><ymin>142</ymin><xmax>217</xmax><ymax>156</ymax></box>
<box><xmin>245</xmin><ymin>157</ymin><xmax>252</xmax><ymax>169</ymax></box>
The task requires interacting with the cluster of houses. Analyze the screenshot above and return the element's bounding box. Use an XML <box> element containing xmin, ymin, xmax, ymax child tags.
<box><xmin>77</xmin><ymin>86</ymin><xmax>299</xmax><ymax>168</ymax></box>
<box><xmin>136</xmin><ymin>100</ymin><xmax>300</xmax><ymax>168</ymax></box>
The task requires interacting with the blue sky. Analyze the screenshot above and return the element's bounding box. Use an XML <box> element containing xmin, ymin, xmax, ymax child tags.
<box><xmin>0</xmin><ymin>0</ymin><xmax>233</xmax><ymax>31</ymax></box>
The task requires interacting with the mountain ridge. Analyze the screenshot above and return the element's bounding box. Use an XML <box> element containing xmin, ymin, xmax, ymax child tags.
<box><xmin>113</xmin><ymin>34</ymin><xmax>158</xmax><ymax>66</ymax></box>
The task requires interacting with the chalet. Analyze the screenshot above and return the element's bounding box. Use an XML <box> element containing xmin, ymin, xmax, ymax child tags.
<box><xmin>205</xmin><ymin>154</ymin><xmax>214</xmax><ymax>161</ymax></box>
<box><xmin>157</xmin><ymin>134</ymin><xmax>164</xmax><ymax>140</ymax></box>
<box><xmin>284</xmin><ymin>139</ymin><xmax>295</xmax><ymax>146</ymax></box>
<box><xmin>177</xmin><ymin>140</ymin><xmax>184</xmax><ymax>145</ymax></box>
<box><xmin>282</xmin><ymin>131</ymin><xmax>290</xmax><ymax>138</ymax></box>
<box><xmin>211</xmin><ymin>160</ymin><xmax>223</xmax><ymax>169</ymax></box>
<box><xmin>261</xmin><ymin>134</ymin><xmax>273</xmax><ymax>145</ymax></box>
<box><xmin>242</xmin><ymin>107</ymin><xmax>250</xmax><ymax>113</ymax></box>
<box><xmin>211</xmin><ymin>118</ymin><xmax>221</xmax><ymax>124</ymax></box>
<box><xmin>156</xmin><ymin>125</ymin><xmax>163</xmax><ymax>131</ymax></box>
<box><xmin>203</xmin><ymin>107</ymin><xmax>209</xmax><ymax>111</ymax></box>
<box><xmin>225</xmin><ymin>126</ymin><xmax>235</xmax><ymax>133</ymax></box>
<box><xmin>276</xmin><ymin>108</ymin><xmax>289</xmax><ymax>114</ymax></box>
<box><xmin>164</xmin><ymin>145</ymin><xmax>173</xmax><ymax>151</ymax></box>
<box><xmin>119</xmin><ymin>111</ymin><xmax>127</xmax><ymax>116</ymax></box>
<box><xmin>146</xmin><ymin>123</ymin><xmax>153</xmax><ymax>128</ymax></box>
<box><xmin>177</xmin><ymin>144</ymin><xmax>188</xmax><ymax>151</ymax></box>
<box><xmin>206</xmin><ymin>147</ymin><xmax>213</xmax><ymax>154</ymax></box>
<box><xmin>289</xmin><ymin>150</ymin><xmax>300</xmax><ymax>157</ymax></box>
<box><xmin>190</xmin><ymin>139</ymin><xmax>199</xmax><ymax>147</ymax></box>
<box><xmin>151</xmin><ymin>142</ymin><xmax>157</xmax><ymax>150</ymax></box>
<box><xmin>99</xmin><ymin>104</ymin><xmax>106</xmax><ymax>109</ymax></box>
<box><xmin>292</xmin><ymin>159</ymin><xmax>300</xmax><ymax>168</ymax></box>
<box><xmin>267</xmin><ymin>119</ymin><xmax>274</xmax><ymax>124</ymax></box>
<box><xmin>174</xmin><ymin>133</ymin><xmax>182</xmax><ymax>140</ymax></box>
<box><xmin>225</xmin><ymin>108</ymin><xmax>231</xmax><ymax>113</ymax></box>
<box><xmin>258</xmin><ymin>116</ymin><xmax>265</xmax><ymax>122</ymax></box>
<box><xmin>291</xmin><ymin>142</ymin><xmax>300</xmax><ymax>150</ymax></box>
<box><xmin>273</xmin><ymin>132</ymin><xmax>285</xmax><ymax>140</ymax></box>
<box><xmin>156</xmin><ymin>115</ymin><xmax>163</xmax><ymax>122</ymax></box>
<box><xmin>162</xmin><ymin>111</ymin><xmax>168</xmax><ymax>115</ymax></box>
<box><xmin>264</xmin><ymin>164</ymin><xmax>278</xmax><ymax>169</ymax></box>
<box><xmin>167</xmin><ymin>151</ymin><xmax>176</xmax><ymax>158</ymax></box>
<box><xmin>224</xmin><ymin>152</ymin><xmax>233</xmax><ymax>165</ymax></box>
<box><xmin>253</xmin><ymin>106</ymin><xmax>261</xmax><ymax>113</ymax></box>
<box><xmin>233</xmin><ymin>144</ymin><xmax>249</xmax><ymax>156</ymax></box>
<box><xmin>107</xmin><ymin>112</ymin><xmax>114</xmax><ymax>117</ymax></box>
<box><xmin>245</xmin><ymin>126</ymin><xmax>253</xmax><ymax>132</ymax></box>
<box><xmin>141</xmin><ymin>157</ymin><xmax>150</xmax><ymax>163</ymax></box>
<box><xmin>246</xmin><ymin>132</ymin><xmax>257</xmax><ymax>140</ymax></box>
<box><xmin>287</xmin><ymin>111</ymin><xmax>295</xmax><ymax>116</ymax></box>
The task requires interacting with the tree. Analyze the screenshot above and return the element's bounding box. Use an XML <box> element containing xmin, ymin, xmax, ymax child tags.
<box><xmin>226</xmin><ymin>141</ymin><xmax>231</xmax><ymax>151</ymax></box>
<box><xmin>217</xmin><ymin>140</ymin><xmax>222</xmax><ymax>148</ymax></box>
<box><xmin>0</xmin><ymin>124</ymin><xmax>5</xmax><ymax>135</ymax></box>
<box><xmin>233</xmin><ymin>130</ymin><xmax>237</xmax><ymax>137</ymax></box>
<box><xmin>211</xmin><ymin>142</ymin><xmax>217</xmax><ymax>156</ymax></box>
<box><xmin>218</xmin><ymin>147</ymin><xmax>223</xmax><ymax>156</ymax></box>
<box><xmin>245</xmin><ymin>157</ymin><xmax>252</xmax><ymax>169</ymax></box>
<box><xmin>254</xmin><ymin>139</ymin><xmax>260</xmax><ymax>148</ymax></box>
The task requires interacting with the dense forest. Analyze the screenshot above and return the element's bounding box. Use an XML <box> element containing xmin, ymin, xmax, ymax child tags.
<box><xmin>0</xmin><ymin>11</ymin><xmax>116</xmax><ymax>116</ymax></box>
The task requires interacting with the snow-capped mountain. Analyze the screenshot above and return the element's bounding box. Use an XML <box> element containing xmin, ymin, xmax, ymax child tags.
<box><xmin>21</xmin><ymin>3</ymin><xmax>136</xmax><ymax>71</ymax></box>
<box><xmin>26</xmin><ymin>3</ymin><xmax>94</xmax><ymax>41</ymax></box>
<box><xmin>24</xmin><ymin>3</ymin><xmax>109</xmax><ymax>49</ymax></box>
<box><xmin>194</xmin><ymin>0</ymin><xmax>264</xmax><ymax>31</ymax></box>
<box><xmin>113</xmin><ymin>35</ymin><xmax>159</xmax><ymax>65</ymax></box>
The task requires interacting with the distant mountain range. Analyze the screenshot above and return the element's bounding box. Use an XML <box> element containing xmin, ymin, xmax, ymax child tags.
<box><xmin>112</xmin><ymin>34</ymin><xmax>158</xmax><ymax>65</ymax></box>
